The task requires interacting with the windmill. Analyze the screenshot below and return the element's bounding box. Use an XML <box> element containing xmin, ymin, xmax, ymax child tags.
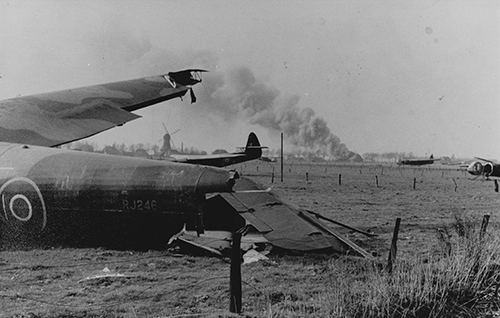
<box><xmin>161</xmin><ymin>123</ymin><xmax>181</xmax><ymax>156</ymax></box>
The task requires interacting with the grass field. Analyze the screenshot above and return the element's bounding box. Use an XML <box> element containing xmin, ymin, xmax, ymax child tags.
<box><xmin>1</xmin><ymin>161</ymin><xmax>499</xmax><ymax>317</ymax></box>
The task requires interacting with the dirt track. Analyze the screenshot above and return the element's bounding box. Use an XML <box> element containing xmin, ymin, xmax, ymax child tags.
<box><xmin>1</xmin><ymin>161</ymin><xmax>498</xmax><ymax>317</ymax></box>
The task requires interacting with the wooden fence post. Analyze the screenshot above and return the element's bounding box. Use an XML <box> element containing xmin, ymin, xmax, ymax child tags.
<box><xmin>386</xmin><ymin>218</ymin><xmax>401</xmax><ymax>274</ymax></box>
<box><xmin>338</xmin><ymin>174</ymin><xmax>342</xmax><ymax>186</ymax></box>
<box><xmin>229</xmin><ymin>229</ymin><xmax>243</xmax><ymax>313</ymax></box>
<box><xmin>413</xmin><ymin>178</ymin><xmax>416</xmax><ymax>190</ymax></box>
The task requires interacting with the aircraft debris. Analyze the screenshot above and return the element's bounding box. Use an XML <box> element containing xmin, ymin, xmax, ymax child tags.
<box><xmin>169</xmin><ymin>230</ymin><xmax>267</xmax><ymax>257</ymax></box>
<box><xmin>467</xmin><ymin>157</ymin><xmax>500</xmax><ymax>179</ymax></box>
<box><xmin>243</xmin><ymin>249</ymin><xmax>269</xmax><ymax>264</ymax></box>
<box><xmin>78</xmin><ymin>267</ymin><xmax>129</xmax><ymax>284</ymax></box>
<box><xmin>174</xmin><ymin>177</ymin><xmax>372</xmax><ymax>257</ymax></box>
<box><xmin>397</xmin><ymin>154</ymin><xmax>440</xmax><ymax>166</ymax></box>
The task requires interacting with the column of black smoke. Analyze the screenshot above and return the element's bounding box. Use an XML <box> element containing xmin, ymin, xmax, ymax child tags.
<box><xmin>196</xmin><ymin>67</ymin><xmax>359</xmax><ymax>161</ymax></box>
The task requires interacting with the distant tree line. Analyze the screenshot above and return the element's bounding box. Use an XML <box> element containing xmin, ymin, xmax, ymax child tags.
<box><xmin>362</xmin><ymin>152</ymin><xmax>415</xmax><ymax>162</ymax></box>
<box><xmin>64</xmin><ymin>141</ymin><xmax>210</xmax><ymax>158</ymax></box>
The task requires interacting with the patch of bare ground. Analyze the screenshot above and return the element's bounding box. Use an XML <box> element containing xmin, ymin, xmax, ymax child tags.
<box><xmin>1</xmin><ymin>161</ymin><xmax>500</xmax><ymax>317</ymax></box>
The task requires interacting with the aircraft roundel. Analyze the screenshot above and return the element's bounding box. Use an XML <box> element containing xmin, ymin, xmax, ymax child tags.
<box><xmin>0</xmin><ymin>177</ymin><xmax>47</xmax><ymax>233</ymax></box>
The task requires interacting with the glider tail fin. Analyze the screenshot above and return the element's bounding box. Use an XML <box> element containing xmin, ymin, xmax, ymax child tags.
<box><xmin>244</xmin><ymin>132</ymin><xmax>267</xmax><ymax>158</ymax></box>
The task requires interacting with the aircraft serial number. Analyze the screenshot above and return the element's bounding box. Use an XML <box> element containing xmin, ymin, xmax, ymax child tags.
<box><xmin>122</xmin><ymin>199</ymin><xmax>158</xmax><ymax>211</ymax></box>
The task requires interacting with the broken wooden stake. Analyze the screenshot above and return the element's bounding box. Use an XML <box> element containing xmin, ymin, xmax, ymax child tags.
<box><xmin>495</xmin><ymin>180</ymin><xmax>499</xmax><ymax>193</ymax></box>
<box><xmin>386</xmin><ymin>218</ymin><xmax>401</xmax><ymax>274</ymax></box>
<box><xmin>306</xmin><ymin>172</ymin><xmax>309</xmax><ymax>182</ymax></box>
<box><xmin>339</xmin><ymin>174</ymin><xmax>342</xmax><ymax>186</ymax></box>
<box><xmin>413</xmin><ymin>178</ymin><xmax>416</xmax><ymax>190</ymax></box>
<box><xmin>375</xmin><ymin>175</ymin><xmax>379</xmax><ymax>187</ymax></box>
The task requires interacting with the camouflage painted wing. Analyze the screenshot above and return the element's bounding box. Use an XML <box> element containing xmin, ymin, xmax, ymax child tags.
<box><xmin>0</xmin><ymin>70</ymin><xmax>204</xmax><ymax>147</ymax></box>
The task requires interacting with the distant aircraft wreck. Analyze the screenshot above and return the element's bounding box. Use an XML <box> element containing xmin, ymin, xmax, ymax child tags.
<box><xmin>397</xmin><ymin>154</ymin><xmax>440</xmax><ymax>166</ymax></box>
<box><xmin>467</xmin><ymin>157</ymin><xmax>500</xmax><ymax>179</ymax></box>
<box><xmin>160</xmin><ymin>131</ymin><xmax>267</xmax><ymax>167</ymax></box>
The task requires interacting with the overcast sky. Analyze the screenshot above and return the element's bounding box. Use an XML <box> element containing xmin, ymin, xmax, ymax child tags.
<box><xmin>0</xmin><ymin>0</ymin><xmax>498</xmax><ymax>158</ymax></box>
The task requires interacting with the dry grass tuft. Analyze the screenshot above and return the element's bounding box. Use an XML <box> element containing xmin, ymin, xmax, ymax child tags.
<box><xmin>263</xmin><ymin>215</ymin><xmax>500</xmax><ymax>318</ymax></box>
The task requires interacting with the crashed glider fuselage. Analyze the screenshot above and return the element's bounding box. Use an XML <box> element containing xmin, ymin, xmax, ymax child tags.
<box><xmin>0</xmin><ymin>142</ymin><xmax>236</xmax><ymax>247</ymax></box>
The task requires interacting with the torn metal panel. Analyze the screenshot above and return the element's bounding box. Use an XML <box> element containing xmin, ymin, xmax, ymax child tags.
<box><xmin>175</xmin><ymin>236</ymin><xmax>224</xmax><ymax>257</ymax></box>
<box><xmin>171</xmin><ymin>231</ymin><xmax>268</xmax><ymax>256</ymax></box>
<box><xmin>207</xmin><ymin>177</ymin><xmax>370</xmax><ymax>257</ymax></box>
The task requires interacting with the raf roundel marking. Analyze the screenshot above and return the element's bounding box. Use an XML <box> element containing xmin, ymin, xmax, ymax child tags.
<box><xmin>0</xmin><ymin>177</ymin><xmax>47</xmax><ymax>233</ymax></box>
<box><xmin>9</xmin><ymin>194</ymin><xmax>33</xmax><ymax>222</ymax></box>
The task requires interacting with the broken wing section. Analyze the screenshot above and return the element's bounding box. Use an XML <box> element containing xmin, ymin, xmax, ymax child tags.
<box><xmin>0</xmin><ymin>70</ymin><xmax>203</xmax><ymax>147</ymax></box>
<box><xmin>206</xmin><ymin>177</ymin><xmax>370</xmax><ymax>257</ymax></box>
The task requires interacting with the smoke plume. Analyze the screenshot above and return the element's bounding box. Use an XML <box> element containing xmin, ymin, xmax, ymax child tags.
<box><xmin>196</xmin><ymin>67</ymin><xmax>359</xmax><ymax>161</ymax></box>
<box><xmin>36</xmin><ymin>19</ymin><xmax>359</xmax><ymax>160</ymax></box>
